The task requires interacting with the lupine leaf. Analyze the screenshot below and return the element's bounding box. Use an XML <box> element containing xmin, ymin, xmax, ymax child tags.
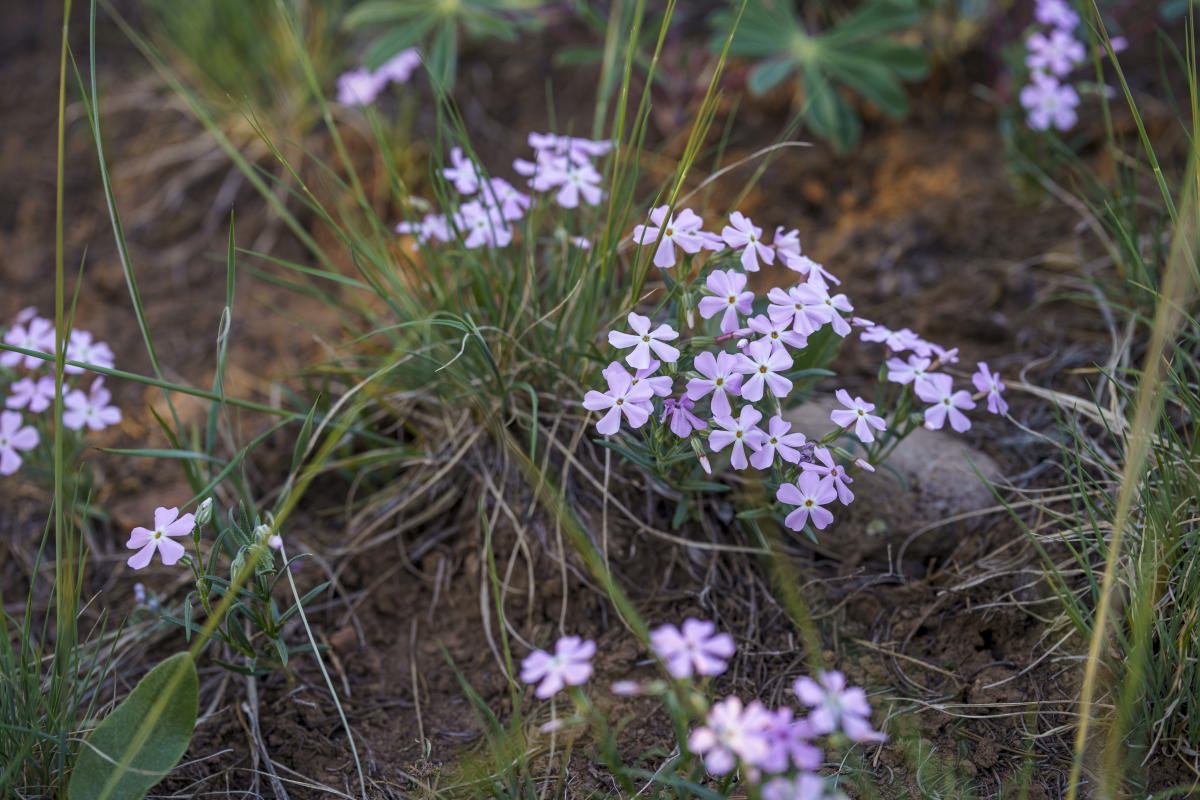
<box><xmin>68</xmin><ymin>652</ymin><xmax>198</xmax><ymax>800</ymax></box>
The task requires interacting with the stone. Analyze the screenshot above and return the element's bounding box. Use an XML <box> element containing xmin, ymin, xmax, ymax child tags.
<box><xmin>782</xmin><ymin>395</ymin><xmax>1003</xmax><ymax>566</ymax></box>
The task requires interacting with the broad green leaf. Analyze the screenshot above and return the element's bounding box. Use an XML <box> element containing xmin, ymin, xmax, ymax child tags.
<box><xmin>823</xmin><ymin>0</ymin><xmax>922</xmax><ymax>43</ymax></box>
<box><xmin>69</xmin><ymin>652</ymin><xmax>198</xmax><ymax>800</ymax></box>
<box><xmin>801</xmin><ymin>66</ymin><xmax>860</xmax><ymax>152</ymax></box>
<box><xmin>855</xmin><ymin>40</ymin><xmax>929</xmax><ymax>80</ymax></box>
<box><xmin>747</xmin><ymin>57</ymin><xmax>795</xmax><ymax>95</ymax></box>
<box><xmin>344</xmin><ymin>1</ymin><xmax>423</xmax><ymax>29</ymax></box>
<box><xmin>823</xmin><ymin>52</ymin><xmax>910</xmax><ymax>117</ymax></box>
<box><xmin>364</xmin><ymin>15</ymin><xmax>439</xmax><ymax>69</ymax></box>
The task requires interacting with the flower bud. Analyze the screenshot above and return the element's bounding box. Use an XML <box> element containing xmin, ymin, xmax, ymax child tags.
<box><xmin>252</xmin><ymin>523</ymin><xmax>271</xmax><ymax>545</ymax></box>
<box><xmin>195</xmin><ymin>498</ymin><xmax>213</xmax><ymax>526</ymax></box>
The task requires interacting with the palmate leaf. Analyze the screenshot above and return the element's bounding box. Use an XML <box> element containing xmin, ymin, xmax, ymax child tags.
<box><xmin>709</xmin><ymin>0</ymin><xmax>928</xmax><ymax>151</ymax></box>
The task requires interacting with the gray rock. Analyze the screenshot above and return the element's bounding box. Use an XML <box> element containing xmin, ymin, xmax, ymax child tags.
<box><xmin>782</xmin><ymin>396</ymin><xmax>1003</xmax><ymax>567</ymax></box>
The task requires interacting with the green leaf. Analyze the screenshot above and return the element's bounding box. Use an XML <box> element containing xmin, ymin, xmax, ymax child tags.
<box><xmin>823</xmin><ymin>51</ymin><xmax>910</xmax><ymax>117</ymax></box>
<box><xmin>823</xmin><ymin>1</ymin><xmax>922</xmax><ymax>43</ymax></box>
<box><xmin>69</xmin><ymin>652</ymin><xmax>198</xmax><ymax>800</ymax></box>
<box><xmin>747</xmin><ymin>57</ymin><xmax>794</xmax><ymax>95</ymax></box>
<box><xmin>364</xmin><ymin>15</ymin><xmax>439</xmax><ymax>69</ymax></box>
<box><xmin>427</xmin><ymin>20</ymin><xmax>459</xmax><ymax>88</ymax></box>
<box><xmin>344</xmin><ymin>1</ymin><xmax>422</xmax><ymax>29</ymax></box>
<box><xmin>801</xmin><ymin>66</ymin><xmax>860</xmax><ymax>151</ymax></box>
<box><xmin>855</xmin><ymin>40</ymin><xmax>929</xmax><ymax>80</ymax></box>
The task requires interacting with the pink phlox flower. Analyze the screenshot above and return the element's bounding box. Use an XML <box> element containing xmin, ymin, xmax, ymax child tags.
<box><xmin>766</xmin><ymin>285</ymin><xmax>830</xmax><ymax>337</ymax></box>
<box><xmin>65</xmin><ymin>329</ymin><xmax>114</xmax><ymax>374</ymax></box>
<box><xmin>633</xmin><ymin>206</ymin><xmax>710</xmax><ymax>269</ymax></box>
<box><xmin>661</xmin><ymin>396</ymin><xmax>707</xmax><ymax>438</ymax></box>
<box><xmin>0</xmin><ymin>411</ymin><xmax>38</xmax><ymax>476</ymax></box>
<box><xmin>335</xmin><ymin>68</ymin><xmax>384</xmax><ymax>106</ymax></box>
<box><xmin>519</xmin><ymin>635</ymin><xmax>596</xmax><ymax>699</ymax></box>
<box><xmin>527</xmin><ymin>132</ymin><xmax>611</xmax><ymax>164</ymax></box>
<box><xmin>374</xmin><ymin>48</ymin><xmax>421</xmax><ymax>84</ymax></box>
<box><xmin>514</xmin><ymin>150</ymin><xmax>567</xmax><ymax>189</ymax></box>
<box><xmin>884</xmin><ymin>355</ymin><xmax>937</xmax><ymax>388</ymax></box>
<box><xmin>698</xmin><ymin>269</ymin><xmax>754</xmax><ymax>334</ymax></box>
<box><xmin>801</xmin><ymin>447</ymin><xmax>854</xmax><ymax>505</ymax></box>
<box><xmin>860</xmin><ymin>324</ymin><xmax>931</xmax><ymax>356</ymax></box>
<box><xmin>929</xmin><ymin>342</ymin><xmax>959</xmax><ymax>364</ymax></box>
<box><xmin>482</xmin><ymin>177</ymin><xmax>531</xmax><ymax>221</ymax></box>
<box><xmin>734</xmin><ymin>339</ymin><xmax>794</xmax><ymax>402</ymax></box>
<box><xmin>780</xmin><ymin>251</ymin><xmax>841</xmax><ymax>285</ymax></box>
<box><xmin>1026</xmin><ymin>29</ymin><xmax>1085</xmax><ymax>77</ymax></box>
<box><xmin>777</xmin><ymin>471</ymin><xmax>837</xmax><ymax>531</ymax></box>
<box><xmin>802</xmin><ymin>279</ymin><xmax>853</xmax><ymax>337</ymax></box>
<box><xmin>62</xmin><ymin>377</ymin><xmax>121</xmax><ymax>432</ymax></box>
<box><xmin>854</xmin><ymin>457</ymin><xmax>875</xmax><ymax>472</ymax></box>
<box><xmin>1</xmin><ymin>317</ymin><xmax>54</xmax><ymax>369</ymax></box>
<box><xmin>757</xmin><ymin>707</ymin><xmax>822</xmax><ymax>774</ymax></box>
<box><xmin>583</xmin><ymin>362</ymin><xmax>655</xmax><ymax>436</ymax></box>
<box><xmin>914</xmin><ymin>373</ymin><xmax>975</xmax><ymax>432</ymax></box>
<box><xmin>763</xmin><ymin>773</ymin><xmax>836</xmax><ymax>800</ymax></box>
<box><xmin>972</xmin><ymin>362</ymin><xmax>1008</xmax><ymax>415</ymax></box>
<box><xmin>830</xmin><ymin>389</ymin><xmax>886</xmax><ymax>443</ymax></box>
<box><xmin>721</xmin><ymin>211</ymin><xmax>775</xmax><ymax>272</ymax></box>
<box><xmin>747</xmin><ymin>314</ymin><xmax>808</xmax><ymax>351</ymax></box>
<box><xmin>750</xmin><ymin>415</ymin><xmax>807</xmax><ymax>469</ymax></box>
<box><xmin>395</xmin><ymin>213</ymin><xmax>451</xmax><ymax>245</ymax></box>
<box><xmin>603</xmin><ymin>359</ymin><xmax>673</xmax><ymax>398</ymax></box>
<box><xmin>1034</xmin><ymin>0</ymin><xmax>1080</xmax><ymax>30</ymax></box>
<box><xmin>687</xmin><ymin>697</ymin><xmax>772</xmax><ymax>775</ymax></box>
<box><xmin>443</xmin><ymin>146</ymin><xmax>484</xmax><ymax>194</ymax></box>
<box><xmin>14</xmin><ymin>307</ymin><xmax>37</xmax><ymax>325</ymax></box>
<box><xmin>650</xmin><ymin>618</ymin><xmax>735</xmax><ymax>679</ymax></box>
<box><xmin>686</xmin><ymin>350</ymin><xmax>743</xmax><ymax>417</ymax></box>
<box><xmin>6</xmin><ymin>375</ymin><xmax>55</xmax><ymax>413</ymax></box>
<box><xmin>125</xmin><ymin>506</ymin><xmax>196</xmax><ymax>570</ymax></box>
<box><xmin>608</xmin><ymin>312</ymin><xmax>680</xmax><ymax>369</ymax></box>
<box><xmin>555</xmin><ymin>161</ymin><xmax>604</xmax><ymax>208</ymax></box>
<box><xmin>772</xmin><ymin>226</ymin><xmax>801</xmax><ymax>259</ymax></box>
<box><xmin>1020</xmin><ymin>73</ymin><xmax>1080</xmax><ymax>131</ymax></box>
<box><xmin>1108</xmin><ymin>36</ymin><xmax>1128</xmax><ymax>53</ymax></box>
<box><xmin>709</xmin><ymin>405</ymin><xmax>767</xmax><ymax>471</ymax></box>
<box><xmin>793</xmin><ymin>670</ymin><xmax>886</xmax><ymax>743</ymax></box>
<box><xmin>455</xmin><ymin>200</ymin><xmax>512</xmax><ymax>248</ymax></box>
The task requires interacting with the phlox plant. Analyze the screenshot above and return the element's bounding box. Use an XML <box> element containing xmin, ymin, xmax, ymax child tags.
<box><xmin>582</xmin><ymin>202</ymin><xmax>1010</xmax><ymax>535</ymax></box>
<box><xmin>0</xmin><ymin>308</ymin><xmax>120</xmax><ymax>497</ymax></box>
<box><xmin>463</xmin><ymin>618</ymin><xmax>887</xmax><ymax>798</ymax></box>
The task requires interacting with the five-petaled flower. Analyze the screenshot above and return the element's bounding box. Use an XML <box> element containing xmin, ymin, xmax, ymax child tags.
<box><xmin>698</xmin><ymin>269</ymin><xmax>755</xmax><ymax>334</ymax></box>
<box><xmin>777</xmin><ymin>472</ymin><xmax>837</xmax><ymax>531</ymax></box>
<box><xmin>1020</xmin><ymin>73</ymin><xmax>1080</xmax><ymax>132</ymax></box>
<box><xmin>582</xmin><ymin>363</ymin><xmax>655</xmax><ymax>435</ymax></box>
<box><xmin>633</xmin><ymin>206</ymin><xmax>718</xmax><ymax>269</ymax></box>
<box><xmin>972</xmin><ymin>362</ymin><xmax>1008</xmax><ymax>415</ymax></box>
<box><xmin>520</xmin><ymin>636</ymin><xmax>595</xmax><ymax>698</ymax></box>
<box><xmin>608</xmin><ymin>313</ymin><xmax>680</xmax><ymax>370</ymax></box>
<box><xmin>6</xmin><ymin>376</ymin><xmax>55</xmax><ymax>413</ymax></box>
<box><xmin>1</xmin><ymin>317</ymin><xmax>54</xmax><ymax>369</ymax></box>
<box><xmin>1026</xmin><ymin>29</ymin><xmax>1085</xmax><ymax>77</ymax></box>
<box><xmin>650</xmin><ymin>618</ymin><xmax>736</xmax><ymax>679</ymax></box>
<box><xmin>688</xmin><ymin>696</ymin><xmax>772</xmax><ymax>775</ymax></box>
<box><xmin>65</xmin><ymin>330</ymin><xmax>115</xmax><ymax>374</ymax></box>
<box><xmin>0</xmin><ymin>411</ymin><xmax>38</xmax><ymax>476</ymax></box>
<box><xmin>793</xmin><ymin>670</ymin><xmax>886</xmax><ymax>743</ymax></box>
<box><xmin>829</xmin><ymin>389</ymin><xmax>886</xmax><ymax>443</ymax></box>
<box><xmin>749</xmin><ymin>415</ymin><xmax>807</xmax><ymax>469</ymax></box>
<box><xmin>709</xmin><ymin>405</ymin><xmax>767</xmax><ymax>471</ymax></box>
<box><xmin>801</xmin><ymin>447</ymin><xmax>855</xmax><ymax>505</ymax></box>
<box><xmin>884</xmin><ymin>354</ymin><xmax>937</xmax><ymax>388</ymax></box>
<box><xmin>661</xmin><ymin>396</ymin><xmax>707</xmax><ymax>438</ymax></box>
<box><xmin>62</xmin><ymin>378</ymin><xmax>122</xmax><ymax>432</ymax></box>
<box><xmin>915</xmin><ymin>373</ymin><xmax>975</xmax><ymax>432</ymax></box>
<box><xmin>443</xmin><ymin>146</ymin><xmax>484</xmax><ymax>194</ymax></box>
<box><xmin>126</xmin><ymin>506</ymin><xmax>196</xmax><ymax>570</ymax></box>
<box><xmin>686</xmin><ymin>351</ymin><xmax>743</xmax><ymax>417</ymax></box>
<box><xmin>734</xmin><ymin>339</ymin><xmax>794</xmax><ymax>402</ymax></box>
<box><xmin>721</xmin><ymin>211</ymin><xmax>775</xmax><ymax>272</ymax></box>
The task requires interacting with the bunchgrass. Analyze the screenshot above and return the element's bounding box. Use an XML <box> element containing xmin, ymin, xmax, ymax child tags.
<box><xmin>1003</xmin><ymin>6</ymin><xmax>1200</xmax><ymax>794</ymax></box>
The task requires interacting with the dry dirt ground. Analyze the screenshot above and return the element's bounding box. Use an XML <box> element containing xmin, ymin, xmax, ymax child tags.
<box><xmin>0</xmin><ymin>4</ymin><xmax>1191</xmax><ymax>798</ymax></box>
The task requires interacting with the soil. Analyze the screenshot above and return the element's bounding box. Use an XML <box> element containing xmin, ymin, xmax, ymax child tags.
<box><xmin>1</xmin><ymin>3</ymin><xmax>1193</xmax><ymax>799</ymax></box>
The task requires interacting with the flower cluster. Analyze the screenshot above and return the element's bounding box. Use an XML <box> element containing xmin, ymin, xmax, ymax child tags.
<box><xmin>1017</xmin><ymin>0</ymin><xmax>1127</xmax><ymax>132</ymax></box>
<box><xmin>336</xmin><ymin>48</ymin><xmax>421</xmax><ymax>106</ymax></box>
<box><xmin>521</xmin><ymin>619</ymin><xmax>882</xmax><ymax>798</ymax></box>
<box><xmin>0</xmin><ymin>308</ymin><xmax>120</xmax><ymax>475</ymax></box>
<box><xmin>582</xmin><ymin>207</ymin><xmax>1008</xmax><ymax>535</ymax></box>
<box><xmin>394</xmin><ymin>131</ymin><xmax>610</xmax><ymax>250</ymax></box>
